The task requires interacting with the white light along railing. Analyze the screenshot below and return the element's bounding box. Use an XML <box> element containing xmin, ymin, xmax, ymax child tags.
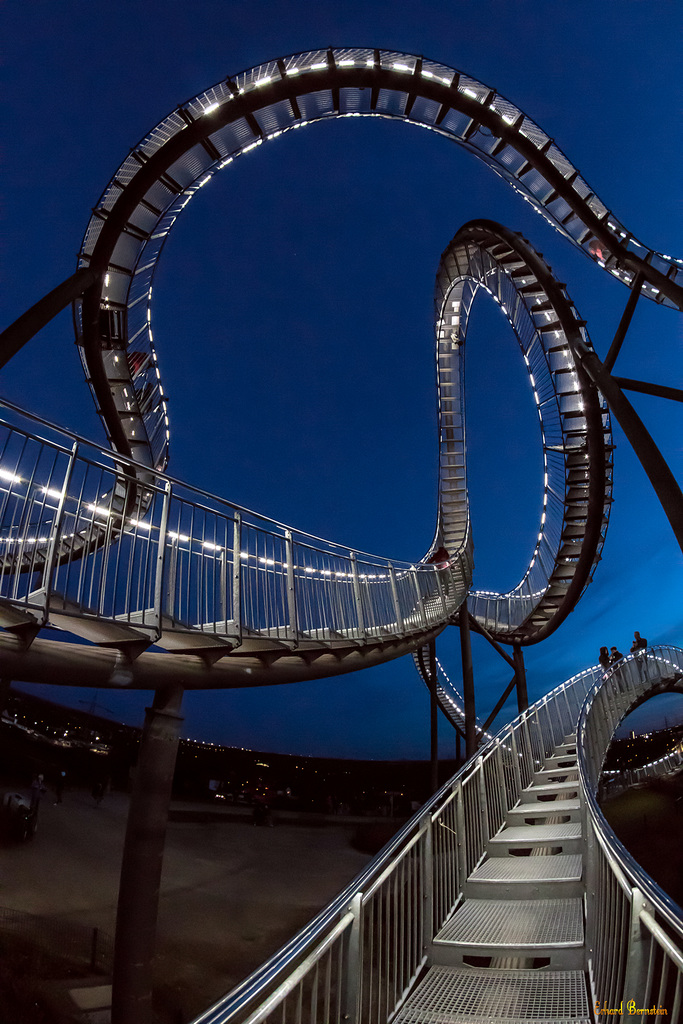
<box><xmin>578</xmin><ymin>646</ymin><xmax>683</xmax><ymax>1019</ymax></box>
<box><xmin>190</xmin><ymin>661</ymin><xmax>611</xmax><ymax>1024</ymax></box>
<box><xmin>0</xmin><ymin>403</ymin><xmax>469</xmax><ymax>646</ymax></box>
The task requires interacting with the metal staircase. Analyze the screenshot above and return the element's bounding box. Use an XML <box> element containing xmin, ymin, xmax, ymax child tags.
<box><xmin>396</xmin><ymin>737</ymin><xmax>590</xmax><ymax>1024</ymax></box>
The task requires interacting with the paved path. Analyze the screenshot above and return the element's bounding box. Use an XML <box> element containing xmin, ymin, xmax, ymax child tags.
<box><xmin>0</xmin><ymin>785</ymin><xmax>372</xmax><ymax>1021</ymax></box>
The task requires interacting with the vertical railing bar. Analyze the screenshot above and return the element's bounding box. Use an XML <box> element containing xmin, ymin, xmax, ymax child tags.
<box><xmin>349</xmin><ymin>552</ymin><xmax>365</xmax><ymax>640</ymax></box>
<box><xmin>232</xmin><ymin>513</ymin><xmax>242</xmax><ymax>642</ymax></box>
<box><xmin>285</xmin><ymin>530</ymin><xmax>298</xmax><ymax>646</ymax></box>
<box><xmin>41</xmin><ymin>441</ymin><xmax>79</xmax><ymax>620</ymax></box>
<box><xmin>412</xmin><ymin>567</ymin><xmax>428</xmax><ymax>630</ymax></box>
<box><xmin>341</xmin><ymin>893</ymin><xmax>362</xmax><ymax>1024</ymax></box>
<box><xmin>152</xmin><ymin>480</ymin><xmax>171</xmax><ymax>638</ymax></box>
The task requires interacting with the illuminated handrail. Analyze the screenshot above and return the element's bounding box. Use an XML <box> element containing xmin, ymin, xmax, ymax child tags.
<box><xmin>578</xmin><ymin>647</ymin><xmax>683</xmax><ymax>1015</ymax></box>
<box><xmin>0</xmin><ymin>401</ymin><xmax>469</xmax><ymax>656</ymax></box>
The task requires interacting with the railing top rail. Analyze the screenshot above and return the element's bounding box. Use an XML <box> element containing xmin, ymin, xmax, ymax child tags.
<box><xmin>0</xmin><ymin>396</ymin><xmax>443</xmax><ymax>570</ymax></box>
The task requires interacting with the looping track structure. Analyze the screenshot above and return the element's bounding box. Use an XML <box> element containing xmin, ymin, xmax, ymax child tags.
<box><xmin>74</xmin><ymin>46</ymin><xmax>681</xmax><ymax>484</ymax></box>
<box><xmin>1</xmin><ymin>45</ymin><xmax>681</xmax><ymax>691</ymax></box>
<box><xmin>435</xmin><ymin>221</ymin><xmax>613</xmax><ymax>643</ymax></box>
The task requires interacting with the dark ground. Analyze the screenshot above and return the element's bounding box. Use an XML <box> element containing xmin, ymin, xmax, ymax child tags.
<box><xmin>600</xmin><ymin>773</ymin><xmax>683</xmax><ymax>909</ymax></box>
<box><xmin>0</xmin><ymin>777</ymin><xmax>378</xmax><ymax>1022</ymax></box>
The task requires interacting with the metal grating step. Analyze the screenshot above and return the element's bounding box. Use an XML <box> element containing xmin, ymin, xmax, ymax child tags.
<box><xmin>509</xmin><ymin>798</ymin><xmax>581</xmax><ymax>814</ymax></box>
<box><xmin>393</xmin><ymin>965</ymin><xmax>590</xmax><ymax>1024</ymax></box>
<box><xmin>521</xmin><ymin>781</ymin><xmax>579</xmax><ymax>802</ymax></box>
<box><xmin>469</xmin><ymin>854</ymin><xmax>582</xmax><ymax>884</ymax></box>
<box><xmin>491</xmin><ymin>823</ymin><xmax>582</xmax><ymax>844</ymax></box>
<box><xmin>543</xmin><ymin>755</ymin><xmax>577</xmax><ymax>769</ymax></box>
<box><xmin>436</xmin><ymin>898</ymin><xmax>583</xmax><ymax>947</ymax></box>
<box><xmin>534</xmin><ymin>768</ymin><xmax>579</xmax><ymax>781</ymax></box>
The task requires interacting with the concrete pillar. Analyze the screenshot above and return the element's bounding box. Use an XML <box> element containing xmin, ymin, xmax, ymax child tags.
<box><xmin>111</xmin><ymin>682</ymin><xmax>184</xmax><ymax>1024</ymax></box>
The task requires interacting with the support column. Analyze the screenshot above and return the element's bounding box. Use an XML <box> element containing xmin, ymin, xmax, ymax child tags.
<box><xmin>111</xmin><ymin>682</ymin><xmax>184</xmax><ymax>1024</ymax></box>
<box><xmin>512</xmin><ymin>644</ymin><xmax>528</xmax><ymax>713</ymax></box>
<box><xmin>459</xmin><ymin>604</ymin><xmax>476</xmax><ymax>757</ymax></box>
<box><xmin>428</xmin><ymin>639</ymin><xmax>439</xmax><ymax>794</ymax></box>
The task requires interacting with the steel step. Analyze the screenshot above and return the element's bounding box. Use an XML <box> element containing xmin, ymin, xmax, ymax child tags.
<box><xmin>520</xmin><ymin>780</ymin><xmax>579</xmax><ymax>803</ymax></box>
<box><xmin>533</xmin><ymin>767</ymin><xmax>579</xmax><ymax>784</ymax></box>
<box><xmin>507</xmin><ymin>799</ymin><xmax>581</xmax><ymax>825</ymax></box>
<box><xmin>393</xmin><ymin>965</ymin><xmax>590</xmax><ymax>1024</ymax></box>
<box><xmin>556</xmin><ymin>743</ymin><xmax>577</xmax><ymax>756</ymax></box>
<box><xmin>465</xmin><ymin>853</ymin><xmax>583</xmax><ymax>900</ymax></box>
<box><xmin>488</xmin><ymin>823</ymin><xmax>582</xmax><ymax>856</ymax></box>
<box><xmin>433</xmin><ymin>898</ymin><xmax>584</xmax><ymax>968</ymax></box>
<box><xmin>543</xmin><ymin>755</ymin><xmax>578</xmax><ymax>770</ymax></box>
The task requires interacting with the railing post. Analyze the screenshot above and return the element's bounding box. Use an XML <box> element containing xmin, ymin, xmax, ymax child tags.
<box><xmin>454</xmin><ymin>781</ymin><xmax>468</xmax><ymax>885</ymax></box>
<box><xmin>542</xmin><ymin>700</ymin><xmax>555</xmax><ymax>757</ymax></box>
<box><xmin>219</xmin><ymin>545</ymin><xmax>227</xmax><ymax>626</ymax></box>
<box><xmin>285</xmin><ymin>530</ymin><xmax>298</xmax><ymax>646</ymax></box>
<box><xmin>152</xmin><ymin>480</ymin><xmax>171</xmax><ymax>638</ymax></box>
<box><xmin>412</xmin><ymin>567</ymin><xmax>428</xmax><ymax>629</ymax></box>
<box><xmin>232</xmin><ymin>513</ymin><xmax>242</xmax><ymax>644</ymax></box>
<box><xmin>349</xmin><ymin>552</ymin><xmax>366</xmax><ymax>639</ymax></box>
<box><xmin>434</xmin><ymin>569</ymin><xmax>448</xmax><ymax>617</ymax></box>
<box><xmin>388</xmin><ymin>564</ymin><xmax>404</xmax><ymax>634</ymax></box>
<box><xmin>342</xmin><ymin>892</ymin><xmax>363</xmax><ymax>1024</ymax></box>
<box><xmin>510</xmin><ymin>728</ymin><xmax>524</xmax><ymax>797</ymax></box>
<box><xmin>476</xmin><ymin>756</ymin><xmax>490</xmax><ymax>842</ymax></box>
<box><xmin>621</xmin><ymin>888</ymin><xmax>653</xmax><ymax>1011</ymax></box>
<box><xmin>422</xmin><ymin>820</ymin><xmax>434</xmax><ymax>956</ymax></box>
<box><xmin>41</xmin><ymin>441</ymin><xmax>79</xmax><ymax>614</ymax></box>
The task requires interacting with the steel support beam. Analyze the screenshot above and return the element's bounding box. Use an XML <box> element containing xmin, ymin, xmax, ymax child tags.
<box><xmin>0</xmin><ymin>267</ymin><xmax>99</xmax><ymax>369</ymax></box>
<box><xmin>612</xmin><ymin>376</ymin><xmax>683</xmax><ymax>404</ymax></box>
<box><xmin>459</xmin><ymin>605</ymin><xmax>477</xmax><ymax>757</ymax></box>
<box><xmin>111</xmin><ymin>682</ymin><xmax>184</xmax><ymax>1024</ymax></box>
<box><xmin>467</xmin><ymin>612</ymin><xmax>515</xmax><ymax>668</ymax></box>
<box><xmin>513</xmin><ymin>643</ymin><xmax>529</xmax><ymax>712</ymax></box>
<box><xmin>428</xmin><ymin>639</ymin><xmax>439</xmax><ymax>794</ymax></box>
<box><xmin>479</xmin><ymin>674</ymin><xmax>517</xmax><ymax>736</ymax></box>
<box><xmin>603</xmin><ymin>271</ymin><xmax>645</xmax><ymax>374</ymax></box>
<box><xmin>577</xmin><ymin>344</ymin><xmax>683</xmax><ymax>553</ymax></box>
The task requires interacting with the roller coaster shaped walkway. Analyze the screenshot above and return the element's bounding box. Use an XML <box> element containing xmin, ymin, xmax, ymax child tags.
<box><xmin>1</xmin><ymin>45</ymin><xmax>682</xmax><ymax>1024</ymax></box>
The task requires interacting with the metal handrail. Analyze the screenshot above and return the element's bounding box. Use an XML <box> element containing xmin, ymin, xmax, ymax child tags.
<box><xmin>0</xmin><ymin>401</ymin><xmax>470</xmax><ymax>656</ymax></box>
<box><xmin>578</xmin><ymin>646</ymin><xmax>683</xmax><ymax>1014</ymax></box>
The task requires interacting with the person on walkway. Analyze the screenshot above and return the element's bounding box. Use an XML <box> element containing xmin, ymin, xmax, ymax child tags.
<box><xmin>92</xmin><ymin>780</ymin><xmax>105</xmax><ymax>807</ymax></box>
<box><xmin>630</xmin><ymin>631</ymin><xmax>647</xmax><ymax>652</ymax></box>
<box><xmin>30</xmin><ymin>773</ymin><xmax>46</xmax><ymax>813</ymax></box>
<box><xmin>609</xmin><ymin>646</ymin><xmax>624</xmax><ymax>665</ymax></box>
<box><xmin>598</xmin><ymin>646</ymin><xmax>610</xmax><ymax>670</ymax></box>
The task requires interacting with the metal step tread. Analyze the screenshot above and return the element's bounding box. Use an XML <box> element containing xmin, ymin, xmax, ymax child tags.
<box><xmin>543</xmin><ymin>756</ymin><xmax>577</xmax><ymax>768</ymax></box>
<box><xmin>469</xmin><ymin>854</ymin><xmax>582</xmax><ymax>884</ymax></box>
<box><xmin>535</xmin><ymin>768</ymin><xmax>579</xmax><ymax>780</ymax></box>
<box><xmin>524</xmin><ymin>781</ymin><xmax>579</xmax><ymax>797</ymax></box>
<box><xmin>491</xmin><ymin>823</ymin><xmax>582</xmax><ymax>843</ymax></box>
<box><xmin>509</xmin><ymin>799</ymin><xmax>581</xmax><ymax>816</ymax></box>
<box><xmin>436</xmin><ymin>898</ymin><xmax>583</xmax><ymax>947</ymax></box>
<box><xmin>393</xmin><ymin>965</ymin><xmax>590</xmax><ymax>1024</ymax></box>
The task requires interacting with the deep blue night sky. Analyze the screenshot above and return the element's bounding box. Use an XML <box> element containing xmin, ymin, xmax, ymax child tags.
<box><xmin>2</xmin><ymin>1</ymin><xmax>682</xmax><ymax>756</ymax></box>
